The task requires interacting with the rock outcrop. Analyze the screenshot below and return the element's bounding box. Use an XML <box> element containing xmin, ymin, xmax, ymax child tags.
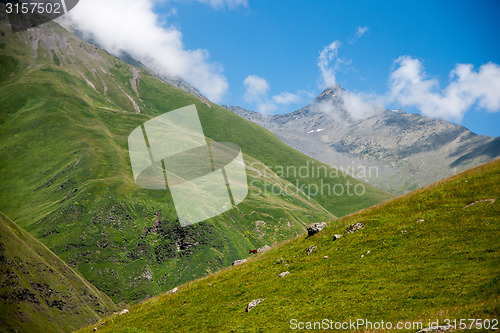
<box><xmin>306</xmin><ymin>245</ymin><xmax>318</xmax><ymax>255</ymax></box>
<box><xmin>166</xmin><ymin>287</ymin><xmax>178</xmax><ymax>295</ymax></box>
<box><xmin>258</xmin><ymin>245</ymin><xmax>271</xmax><ymax>253</ymax></box>
<box><xmin>279</xmin><ymin>271</ymin><xmax>290</xmax><ymax>277</ymax></box>
<box><xmin>307</xmin><ymin>222</ymin><xmax>327</xmax><ymax>236</ymax></box>
<box><xmin>233</xmin><ymin>259</ymin><xmax>247</xmax><ymax>266</ymax></box>
<box><xmin>346</xmin><ymin>223</ymin><xmax>364</xmax><ymax>233</ymax></box>
<box><xmin>246</xmin><ymin>299</ymin><xmax>264</xmax><ymax>312</ymax></box>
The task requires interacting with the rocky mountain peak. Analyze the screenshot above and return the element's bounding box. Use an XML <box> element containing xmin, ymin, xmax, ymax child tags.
<box><xmin>299</xmin><ymin>84</ymin><xmax>353</xmax><ymax>123</ymax></box>
<box><xmin>315</xmin><ymin>84</ymin><xmax>345</xmax><ymax>103</ymax></box>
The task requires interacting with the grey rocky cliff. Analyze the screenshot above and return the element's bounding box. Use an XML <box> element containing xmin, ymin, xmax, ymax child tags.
<box><xmin>71</xmin><ymin>30</ymin><xmax>209</xmax><ymax>102</ymax></box>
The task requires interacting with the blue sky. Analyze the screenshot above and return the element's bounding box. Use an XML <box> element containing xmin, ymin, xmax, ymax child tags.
<box><xmin>63</xmin><ymin>0</ymin><xmax>500</xmax><ymax>136</ymax></box>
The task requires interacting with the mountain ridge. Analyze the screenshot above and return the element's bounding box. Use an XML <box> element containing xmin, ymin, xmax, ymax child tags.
<box><xmin>224</xmin><ymin>85</ymin><xmax>500</xmax><ymax>194</ymax></box>
<box><xmin>69</xmin><ymin>28</ymin><xmax>210</xmax><ymax>102</ymax></box>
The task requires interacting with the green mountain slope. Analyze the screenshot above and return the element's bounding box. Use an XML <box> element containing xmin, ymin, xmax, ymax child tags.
<box><xmin>0</xmin><ymin>211</ymin><xmax>116</xmax><ymax>333</ymax></box>
<box><xmin>0</xmin><ymin>12</ymin><xmax>391</xmax><ymax>304</ymax></box>
<box><xmin>78</xmin><ymin>160</ymin><xmax>499</xmax><ymax>332</ymax></box>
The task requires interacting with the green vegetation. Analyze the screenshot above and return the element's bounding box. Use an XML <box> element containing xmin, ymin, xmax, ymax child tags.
<box><xmin>78</xmin><ymin>160</ymin><xmax>499</xmax><ymax>332</ymax></box>
<box><xmin>0</xmin><ymin>17</ymin><xmax>391</xmax><ymax>304</ymax></box>
<box><xmin>0</xmin><ymin>211</ymin><xmax>116</xmax><ymax>333</ymax></box>
<box><xmin>51</xmin><ymin>49</ymin><xmax>60</xmax><ymax>66</ymax></box>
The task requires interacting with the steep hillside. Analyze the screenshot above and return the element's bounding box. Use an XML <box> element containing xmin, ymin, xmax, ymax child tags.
<box><xmin>78</xmin><ymin>160</ymin><xmax>499</xmax><ymax>332</ymax></box>
<box><xmin>225</xmin><ymin>85</ymin><xmax>500</xmax><ymax>195</ymax></box>
<box><xmin>0</xmin><ymin>211</ymin><xmax>116</xmax><ymax>333</ymax></box>
<box><xmin>72</xmin><ymin>29</ymin><xmax>209</xmax><ymax>102</ymax></box>
<box><xmin>0</xmin><ymin>12</ymin><xmax>392</xmax><ymax>304</ymax></box>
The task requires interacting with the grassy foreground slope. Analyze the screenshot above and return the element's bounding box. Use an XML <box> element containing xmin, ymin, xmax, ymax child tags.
<box><xmin>0</xmin><ymin>211</ymin><xmax>116</xmax><ymax>333</ymax></box>
<box><xmin>0</xmin><ymin>13</ymin><xmax>392</xmax><ymax>303</ymax></box>
<box><xmin>79</xmin><ymin>160</ymin><xmax>499</xmax><ymax>332</ymax></box>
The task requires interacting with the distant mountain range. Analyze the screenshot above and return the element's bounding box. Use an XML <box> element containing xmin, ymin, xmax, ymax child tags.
<box><xmin>224</xmin><ymin>85</ymin><xmax>500</xmax><ymax>194</ymax></box>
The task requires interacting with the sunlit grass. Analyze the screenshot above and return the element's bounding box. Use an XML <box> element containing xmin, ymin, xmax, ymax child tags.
<box><xmin>78</xmin><ymin>160</ymin><xmax>499</xmax><ymax>332</ymax></box>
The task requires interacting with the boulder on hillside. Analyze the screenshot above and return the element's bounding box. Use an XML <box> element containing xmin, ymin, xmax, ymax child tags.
<box><xmin>346</xmin><ymin>222</ymin><xmax>364</xmax><ymax>233</ymax></box>
<box><xmin>333</xmin><ymin>234</ymin><xmax>342</xmax><ymax>240</ymax></box>
<box><xmin>307</xmin><ymin>222</ymin><xmax>327</xmax><ymax>236</ymax></box>
<box><xmin>233</xmin><ymin>259</ymin><xmax>247</xmax><ymax>266</ymax></box>
<box><xmin>246</xmin><ymin>298</ymin><xmax>264</xmax><ymax>312</ymax></box>
<box><xmin>119</xmin><ymin>309</ymin><xmax>129</xmax><ymax>315</ymax></box>
<box><xmin>306</xmin><ymin>245</ymin><xmax>318</xmax><ymax>255</ymax></box>
<box><xmin>258</xmin><ymin>245</ymin><xmax>271</xmax><ymax>253</ymax></box>
<box><xmin>166</xmin><ymin>287</ymin><xmax>178</xmax><ymax>295</ymax></box>
<box><xmin>279</xmin><ymin>271</ymin><xmax>290</xmax><ymax>277</ymax></box>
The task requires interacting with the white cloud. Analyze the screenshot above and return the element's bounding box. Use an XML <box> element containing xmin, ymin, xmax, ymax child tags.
<box><xmin>197</xmin><ymin>0</ymin><xmax>248</xmax><ymax>9</ymax></box>
<box><xmin>164</xmin><ymin>7</ymin><xmax>178</xmax><ymax>17</ymax></box>
<box><xmin>311</xmin><ymin>100</ymin><xmax>341</xmax><ymax>121</ymax></box>
<box><xmin>273</xmin><ymin>91</ymin><xmax>301</xmax><ymax>105</ymax></box>
<box><xmin>311</xmin><ymin>90</ymin><xmax>379</xmax><ymax>121</ymax></box>
<box><xmin>58</xmin><ymin>0</ymin><xmax>228</xmax><ymax>102</ymax></box>
<box><xmin>355</xmin><ymin>26</ymin><xmax>369</xmax><ymax>38</ymax></box>
<box><xmin>256</xmin><ymin>102</ymin><xmax>278</xmax><ymax>114</ymax></box>
<box><xmin>315</xmin><ymin>40</ymin><xmax>500</xmax><ymax>124</ymax></box>
<box><xmin>342</xmin><ymin>90</ymin><xmax>379</xmax><ymax>120</ymax></box>
<box><xmin>318</xmin><ymin>41</ymin><xmax>341</xmax><ymax>88</ymax></box>
<box><xmin>388</xmin><ymin>56</ymin><xmax>500</xmax><ymax>122</ymax></box>
<box><xmin>315</xmin><ymin>41</ymin><xmax>379</xmax><ymax>120</ymax></box>
<box><xmin>243</xmin><ymin>75</ymin><xmax>269</xmax><ymax>102</ymax></box>
<box><xmin>242</xmin><ymin>75</ymin><xmax>304</xmax><ymax>114</ymax></box>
